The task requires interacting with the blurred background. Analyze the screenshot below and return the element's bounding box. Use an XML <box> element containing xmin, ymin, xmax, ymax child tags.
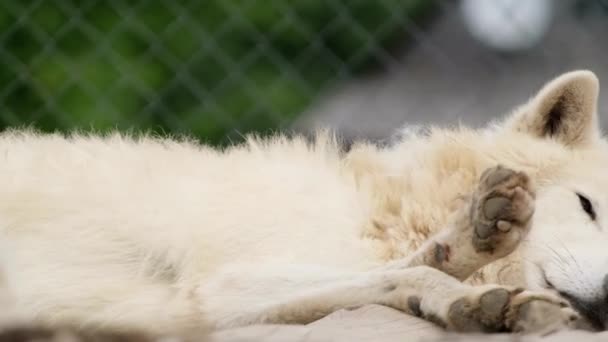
<box><xmin>1</xmin><ymin>0</ymin><xmax>607</xmax><ymax>146</ymax></box>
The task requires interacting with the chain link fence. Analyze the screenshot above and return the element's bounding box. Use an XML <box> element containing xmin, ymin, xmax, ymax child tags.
<box><xmin>0</xmin><ymin>0</ymin><xmax>436</xmax><ymax>145</ymax></box>
<box><xmin>0</xmin><ymin>1</ymin><xmax>606</xmax><ymax>145</ymax></box>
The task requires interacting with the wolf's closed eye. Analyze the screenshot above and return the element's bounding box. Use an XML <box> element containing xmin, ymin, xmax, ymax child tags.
<box><xmin>577</xmin><ymin>192</ymin><xmax>596</xmax><ymax>221</ymax></box>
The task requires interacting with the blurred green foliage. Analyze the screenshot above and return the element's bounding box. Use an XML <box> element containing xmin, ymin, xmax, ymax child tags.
<box><xmin>0</xmin><ymin>1</ymin><xmax>436</xmax><ymax>144</ymax></box>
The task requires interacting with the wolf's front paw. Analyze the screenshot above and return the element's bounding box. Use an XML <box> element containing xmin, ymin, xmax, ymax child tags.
<box><xmin>444</xmin><ymin>286</ymin><xmax>579</xmax><ymax>334</ymax></box>
<box><xmin>471</xmin><ymin>165</ymin><xmax>535</xmax><ymax>256</ymax></box>
<box><xmin>506</xmin><ymin>291</ymin><xmax>580</xmax><ymax>334</ymax></box>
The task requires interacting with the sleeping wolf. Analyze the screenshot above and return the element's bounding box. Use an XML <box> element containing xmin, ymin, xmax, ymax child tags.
<box><xmin>0</xmin><ymin>70</ymin><xmax>606</xmax><ymax>335</ymax></box>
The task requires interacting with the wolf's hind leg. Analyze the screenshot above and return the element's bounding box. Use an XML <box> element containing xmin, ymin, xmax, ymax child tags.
<box><xmin>388</xmin><ymin>165</ymin><xmax>534</xmax><ymax>281</ymax></box>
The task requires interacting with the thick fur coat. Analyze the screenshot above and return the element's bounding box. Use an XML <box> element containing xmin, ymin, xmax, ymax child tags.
<box><xmin>1</xmin><ymin>70</ymin><xmax>607</xmax><ymax>336</ymax></box>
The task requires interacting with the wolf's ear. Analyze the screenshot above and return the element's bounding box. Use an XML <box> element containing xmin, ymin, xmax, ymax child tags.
<box><xmin>506</xmin><ymin>70</ymin><xmax>600</xmax><ymax>147</ymax></box>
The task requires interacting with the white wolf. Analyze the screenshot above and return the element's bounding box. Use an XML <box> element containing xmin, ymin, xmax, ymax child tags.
<box><xmin>0</xmin><ymin>70</ymin><xmax>607</xmax><ymax>336</ymax></box>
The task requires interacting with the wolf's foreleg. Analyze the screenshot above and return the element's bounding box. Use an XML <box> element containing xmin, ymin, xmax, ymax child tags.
<box><xmin>386</xmin><ymin>165</ymin><xmax>534</xmax><ymax>281</ymax></box>
<box><xmin>200</xmin><ymin>264</ymin><xmax>576</xmax><ymax>333</ymax></box>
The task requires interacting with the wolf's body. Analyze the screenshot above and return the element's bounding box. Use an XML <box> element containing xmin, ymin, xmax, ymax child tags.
<box><xmin>0</xmin><ymin>71</ymin><xmax>607</xmax><ymax>335</ymax></box>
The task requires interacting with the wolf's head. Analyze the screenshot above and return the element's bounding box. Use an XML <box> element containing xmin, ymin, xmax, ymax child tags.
<box><xmin>497</xmin><ymin>70</ymin><xmax>608</xmax><ymax>329</ymax></box>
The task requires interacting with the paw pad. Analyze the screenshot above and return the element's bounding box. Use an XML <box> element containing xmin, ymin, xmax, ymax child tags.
<box><xmin>447</xmin><ymin>288</ymin><xmax>511</xmax><ymax>332</ymax></box>
<box><xmin>483</xmin><ymin>166</ymin><xmax>514</xmax><ymax>188</ymax></box>
<box><xmin>471</xmin><ymin>165</ymin><xmax>534</xmax><ymax>255</ymax></box>
<box><xmin>479</xmin><ymin>288</ymin><xmax>510</xmax><ymax>318</ymax></box>
<box><xmin>483</xmin><ymin>197</ymin><xmax>511</xmax><ymax>221</ymax></box>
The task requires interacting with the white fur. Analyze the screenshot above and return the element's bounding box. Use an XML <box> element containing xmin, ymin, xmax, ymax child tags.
<box><xmin>0</xmin><ymin>70</ymin><xmax>607</xmax><ymax>333</ymax></box>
